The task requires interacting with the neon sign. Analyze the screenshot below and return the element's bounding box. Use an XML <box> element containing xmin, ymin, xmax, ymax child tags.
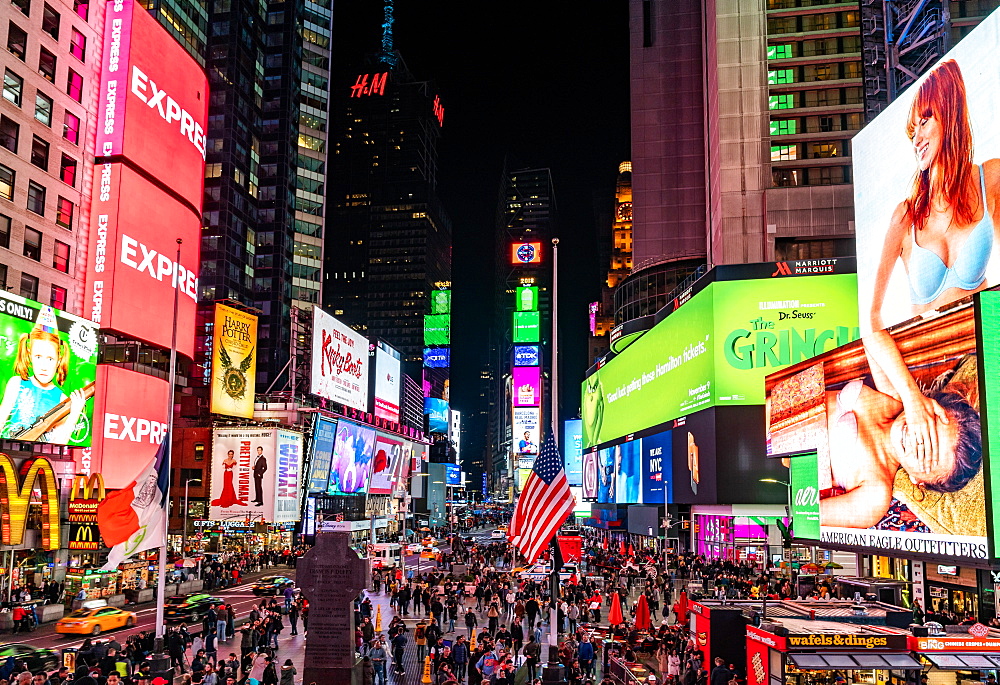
<box><xmin>0</xmin><ymin>455</ymin><xmax>61</xmax><ymax>550</ymax></box>
<box><xmin>69</xmin><ymin>474</ymin><xmax>105</xmax><ymax>551</ymax></box>
<box><xmin>350</xmin><ymin>72</ymin><xmax>388</xmax><ymax>98</ymax></box>
<box><xmin>433</xmin><ymin>95</ymin><xmax>444</xmax><ymax>127</ymax></box>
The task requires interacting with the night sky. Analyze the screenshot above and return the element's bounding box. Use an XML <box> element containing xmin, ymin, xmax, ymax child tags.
<box><xmin>330</xmin><ymin>2</ymin><xmax>632</xmax><ymax>464</ymax></box>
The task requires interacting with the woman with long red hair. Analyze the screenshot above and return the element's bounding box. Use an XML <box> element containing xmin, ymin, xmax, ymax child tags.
<box><xmin>865</xmin><ymin>59</ymin><xmax>998</xmax><ymax>473</ymax></box>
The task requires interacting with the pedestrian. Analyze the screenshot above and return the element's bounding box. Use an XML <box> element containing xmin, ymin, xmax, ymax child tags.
<box><xmin>279</xmin><ymin>659</ymin><xmax>296</xmax><ymax>685</ymax></box>
<box><xmin>464</xmin><ymin>608</ymin><xmax>478</xmax><ymax>636</ymax></box>
<box><xmin>369</xmin><ymin>639</ymin><xmax>388</xmax><ymax>685</ymax></box>
<box><xmin>523</xmin><ymin>636</ymin><xmax>541</xmax><ymax>680</ymax></box>
<box><xmin>262</xmin><ymin>656</ymin><xmax>279</xmax><ymax>685</ymax></box>
<box><xmin>288</xmin><ymin>602</ymin><xmax>300</xmax><ymax>636</ymax></box>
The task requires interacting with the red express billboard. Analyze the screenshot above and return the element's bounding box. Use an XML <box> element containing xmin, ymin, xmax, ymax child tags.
<box><xmin>87</xmin><ymin>365</ymin><xmax>169</xmax><ymax>489</ymax></box>
<box><xmin>86</xmin><ymin>163</ymin><xmax>200</xmax><ymax>358</ymax></box>
<box><xmin>97</xmin><ymin>0</ymin><xmax>208</xmax><ymax>209</ymax></box>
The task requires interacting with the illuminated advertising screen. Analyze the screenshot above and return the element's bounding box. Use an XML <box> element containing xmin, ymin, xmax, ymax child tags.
<box><xmin>582</xmin><ymin>450</ymin><xmax>599</xmax><ymax>500</ymax></box>
<box><xmin>854</xmin><ymin>12</ymin><xmax>1000</xmax><ymax>336</ymax></box>
<box><xmin>0</xmin><ymin>290</ymin><xmax>98</xmax><ymax>446</ymax></box>
<box><xmin>209</xmin><ymin>303</ymin><xmax>257</xmax><ymax>418</ymax></box>
<box><xmin>446</xmin><ymin>463</ymin><xmax>461</xmax><ymax>486</ymax></box>
<box><xmin>423</xmin><ymin>314</ymin><xmax>451</xmax><ymax>346</ymax></box>
<box><xmin>512</xmin><ymin>407</ymin><xmax>540</xmax><ymax>456</ymax></box>
<box><xmin>581</xmin><ymin>274</ymin><xmax>859</xmax><ymax>448</ymax></box>
<box><xmin>516</xmin><ymin>286</ymin><xmax>538</xmax><ymax>312</ymax></box>
<box><xmin>430</xmin><ymin>290</ymin><xmax>451</xmax><ymax>315</ymax></box>
<box><xmin>97</xmin><ymin>0</ymin><xmax>209</xmax><ymax>210</ymax></box>
<box><xmin>596</xmin><ymin>446</ymin><xmax>615</xmax><ymax>503</ymax></box>
<box><xmin>512</xmin><ymin>366</ymin><xmax>541</xmax><ymax>407</ymax></box>
<box><xmin>368</xmin><ymin>433</ymin><xmax>404</xmax><ymax>495</ymax></box>
<box><xmin>424</xmin><ymin>397</ymin><xmax>449</xmax><ymax>434</ymax></box>
<box><xmin>641</xmin><ymin>430</ymin><xmax>671</xmax><ymax>504</ymax></box>
<box><xmin>210</xmin><ymin>427</ymin><xmax>301</xmax><ymax>523</ymax></box>
<box><xmin>310</xmin><ymin>306</ymin><xmax>369</xmax><ymax>411</ymax></box>
<box><xmin>327</xmin><ymin>420</ymin><xmax>376</xmax><ymax>495</ymax></box>
<box><xmin>89</xmin><ymin>365</ymin><xmax>168</xmax><ymax>489</ymax></box>
<box><xmin>511</xmin><ymin>242</ymin><xmax>542</xmax><ymax>264</ymax></box>
<box><xmin>86</xmin><ymin>163</ymin><xmax>201</xmax><ymax>358</ymax></box>
<box><xmin>563</xmin><ymin>419</ymin><xmax>583</xmax><ymax>486</ymax></box>
<box><xmin>613</xmin><ymin>440</ymin><xmax>642</xmax><ymax>504</ymax></box>
<box><xmin>517</xmin><ymin>456</ymin><xmax>535</xmax><ymax>491</ymax></box>
<box><xmin>789</xmin><ymin>451</ymin><xmax>820</xmax><ymax>540</ymax></box>
<box><xmin>308</xmin><ymin>416</ymin><xmax>336</xmax><ymax>493</ymax></box>
<box><xmin>513</xmin><ymin>311</ymin><xmax>541</xmax><ymax>343</ymax></box>
<box><xmin>513</xmin><ymin>345</ymin><xmax>539</xmax><ymax>366</ymax></box>
<box><xmin>423</xmin><ymin>347</ymin><xmax>450</xmax><ymax>368</ymax></box>
<box><xmin>373</xmin><ymin>343</ymin><xmax>401</xmax><ymax>423</ymax></box>
<box><xmin>767</xmin><ymin>301</ymin><xmax>985</xmax><ymax>561</ymax></box>
<box><xmin>671</xmin><ymin>411</ymin><xmax>718</xmax><ymax>504</ymax></box>
<box><xmin>976</xmin><ymin>290</ymin><xmax>1000</xmax><ymax>555</ymax></box>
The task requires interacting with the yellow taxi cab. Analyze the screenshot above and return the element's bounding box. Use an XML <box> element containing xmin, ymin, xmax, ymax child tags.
<box><xmin>56</xmin><ymin>600</ymin><xmax>136</xmax><ymax>635</ymax></box>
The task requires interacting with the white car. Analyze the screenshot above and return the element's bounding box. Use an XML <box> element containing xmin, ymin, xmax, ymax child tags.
<box><xmin>491</xmin><ymin>529</ymin><xmax>506</xmax><ymax>540</ymax></box>
<box><xmin>518</xmin><ymin>563</ymin><xmax>579</xmax><ymax>582</ymax></box>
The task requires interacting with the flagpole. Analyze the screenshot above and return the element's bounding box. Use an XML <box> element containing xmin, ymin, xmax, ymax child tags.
<box><xmin>546</xmin><ymin>237</ymin><xmax>563</xmax><ymax>676</ymax></box>
<box><xmin>154</xmin><ymin>238</ymin><xmax>182</xmax><ymax>653</ymax></box>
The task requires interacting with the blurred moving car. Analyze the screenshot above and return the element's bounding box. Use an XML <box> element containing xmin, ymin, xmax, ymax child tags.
<box><xmin>252</xmin><ymin>576</ymin><xmax>294</xmax><ymax>596</ymax></box>
<box><xmin>490</xmin><ymin>529</ymin><xmax>506</xmax><ymax>540</ymax></box>
<box><xmin>55</xmin><ymin>601</ymin><xmax>136</xmax><ymax>635</ymax></box>
<box><xmin>0</xmin><ymin>644</ymin><xmax>58</xmax><ymax>672</ymax></box>
<box><xmin>164</xmin><ymin>593</ymin><xmax>223</xmax><ymax>623</ymax></box>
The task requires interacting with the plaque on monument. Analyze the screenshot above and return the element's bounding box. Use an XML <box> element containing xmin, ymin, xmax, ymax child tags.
<box><xmin>298</xmin><ymin>532</ymin><xmax>368</xmax><ymax>680</ymax></box>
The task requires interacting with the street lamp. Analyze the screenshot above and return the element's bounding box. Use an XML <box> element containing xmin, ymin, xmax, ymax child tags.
<box><xmin>182</xmin><ymin>478</ymin><xmax>202</xmax><ymax>561</ymax></box>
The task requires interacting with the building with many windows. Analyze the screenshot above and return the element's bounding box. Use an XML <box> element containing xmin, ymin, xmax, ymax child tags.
<box><xmin>0</xmin><ymin>0</ymin><xmax>97</xmax><ymax>316</ymax></box>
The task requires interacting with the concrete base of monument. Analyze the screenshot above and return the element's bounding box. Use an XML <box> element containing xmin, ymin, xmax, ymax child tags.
<box><xmin>301</xmin><ymin>665</ymin><xmax>359</xmax><ymax>685</ymax></box>
<box><xmin>542</xmin><ymin>662</ymin><xmax>567</xmax><ymax>685</ymax></box>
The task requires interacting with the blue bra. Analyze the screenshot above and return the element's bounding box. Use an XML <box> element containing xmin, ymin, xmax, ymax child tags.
<box><xmin>908</xmin><ymin>167</ymin><xmax>993</xmax><ymax>305</ymax></box>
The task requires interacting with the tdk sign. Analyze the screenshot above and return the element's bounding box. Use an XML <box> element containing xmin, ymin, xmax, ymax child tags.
<box><xmin>513</xmin><ymin>345</ymin><xmax>540</xmax><ymax>366</ymax></box>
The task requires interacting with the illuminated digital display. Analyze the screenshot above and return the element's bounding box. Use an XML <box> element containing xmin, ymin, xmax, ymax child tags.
<box><xmin>512</xmin><ymin>367</ymin><xmax>541</xmax><ymax>408</ymax></box>
<box><xmin>513</xmin><ymin>311</ymin><xmax>540</xmax><ymax>343</ymax></box>
<box><xmin>513</xmin><ymin>345</ymin><xmax>539</xmax><ymax>366</ymax></box>
<box><xmin>310</xmin><ymin>307</ymin><xmax>370</xmax><ymax>412</ymax></box>
<box><xmin>210</xmin><ymin>303</ymin><xmax>257</xmax><ymax>419</ymax></box>
<box><xmin>0</xmin><ymin>455</ymin><xmax>61</xmax><ymax>549</ymax></box>
<box><xmin>516</xmin><ymin>287</ymin><xmax>538</xmax><ymax>312</ymax></box>
<box><xmin>424</xmin><ymin>314</ymin><xmax>451</xmax><ymax>346</ymax></box>
<box><xmin>423</xmin><ymin>347</ymin><xmax>450</xmax><ymax>368</ymax></box>
<box><xmin>511</xmin><ymin>242</ymin><xmax>542</xmax><ymax>264</ymax></box>
<box><xmin>430</xmin><ymin>290</ymin><xmax>451</xmax><ymax>315</ymax></box>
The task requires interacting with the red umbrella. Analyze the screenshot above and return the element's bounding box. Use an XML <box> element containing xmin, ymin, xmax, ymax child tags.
<box><xmin>628</xmin><ymin>544</ymin><xmax>635</xmax><ymax>557</ymax></box>
<box><xmin>619</xmin><ymin>540</ymin><xmax>627</xmax><ymax>556</ymax></box>
<box><xmin>602</xmin><ymin>537</ymin><xmax>609</xmax><ymax>550</ymax></box>
<box><xmin>608</xmin><ymin>591</ymin><xmax>624</xmax><ymax>626</ymax></box>
<box><xmin>634</xmin><ymin>593</ymin><xmax>651</xmax><ymax>631</ymax></box>
<box><xmin>676</xmin><ymin>589</ymin><xmax>689</xmax><ymax>625</ymax></box>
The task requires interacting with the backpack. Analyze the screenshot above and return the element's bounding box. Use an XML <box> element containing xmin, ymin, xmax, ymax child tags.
<box><xmin>415</xmin><ymin>625</ymin><xmax>426</xmax><ymax>640</ymax></box>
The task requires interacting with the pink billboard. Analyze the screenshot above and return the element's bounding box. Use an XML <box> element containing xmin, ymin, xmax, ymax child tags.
<box><xmin>512</xmin><ymin>366</ymin><xmax>541</xmax><ymax>408</ymax></box>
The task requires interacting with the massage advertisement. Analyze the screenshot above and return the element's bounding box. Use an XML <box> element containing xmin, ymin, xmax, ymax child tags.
<box><xmin>854</xmin><ymin>11</ymin><xmax>1000</xmax><ymax>332</ymax></box>
<box><xmin>0</xmin><ymin>290</ymin><xmax>98</xmax><ymax>446</ymax></box>
<box><xmin>766</xmin><ymin>302</ymin><xmax>986</xmax><ymax>561</ymax></box>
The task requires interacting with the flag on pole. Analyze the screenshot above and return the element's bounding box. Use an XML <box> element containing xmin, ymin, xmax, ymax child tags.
<box><xmin>508</xmin><ymin>434</ymin><xmax>575</xmax><ymax>563</ymax></box>
<box><xmin>96</xmin><ymin>432</ymin><xmax>170</xmax><ymax>570</ymax></box>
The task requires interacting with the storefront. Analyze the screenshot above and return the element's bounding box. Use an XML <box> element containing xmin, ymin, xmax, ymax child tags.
<box><xmin>923</xmin><ymin>565</ymin><xmax>979</xmax><ymax>618</ymax></box>
<box><xmin>746</xmin><ymin>622</ymin><xmax>922</xmax><ymax>685</ymax></box>
<box><xmin>64</xmin><ymin>568</ymin><xmax>121</xmax><ymax>602</ymax></box>
<box><xmin>910</xmin><ymin>630</ymin><xmax>1000</xmax><ymax>685</ymax></box>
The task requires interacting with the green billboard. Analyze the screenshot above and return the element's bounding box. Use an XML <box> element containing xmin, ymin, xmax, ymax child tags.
<box><xmin>789</xmin><ymin>452</ymin><xmax>820</xmax><ymax>540</ymax></box>
<box><xmin>423</xmin><ymin>314</ymin><xmax>451</xmax><ymax>346</ymax></box>
<box><xmin>977</xmin><ymin>290</ymin><xmax>1000</xmax><ymax>554</ymax></box>
<box><xmin>582</xmin><ymin>274</ymin><xmax>859</xmax><ymax>447</ymax></box>
<box><xmin>513</xmin><ymin>311</ymin><xmax>540</xmax><ymax>343</ymax></box>
<box><xmin>516</xmin><ymin>286</ymin><xmax>538</xmax><ymax>312</ymax></box>
<box><xmin>430</xmin><ymin>290</ymin><xmax>451</xmax><ymax>315</ymax></box>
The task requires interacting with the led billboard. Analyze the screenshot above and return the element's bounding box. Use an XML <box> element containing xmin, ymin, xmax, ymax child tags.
<box><xmin>0</xmin><ymin>290</ymin><xmax>98</xmax><ymax>446</ymax></box>
<box><xmin>423</xmin><ymin>314</ymin><xmax>451</xmax><ymax>346</ymax></box>
<box><xmin>327</xmin><ymin>420</ymin><xmax>376</xmax><ymax>495</ymax></box>
<box><xmin>512</xmin><ymin>242</ymin><xmax>542</xmax><ymax>264</ymax></box>
<box><xmin>310</xmin><ymin>306</ymin><xmax>369</xmax><ymax>411</ymax></box>
<box><xmin>582</xmin><ymin>274</ymin><xmax>859</xmax><ymax>448</ymax></box>
<box><xmin>423</xmin><ymin>347</ymin><xmax>450</xmax><ymax>368</ymax></box>
<box><xmin>513</xmin><ymin>311</ymin><xmax>541</xmax><ymax>343</ymax></box>
<box><xmin>424</xmin><ymin>397</ymin><xmax>449</xmax><ymax>434</ymax></box>
<box><xmin>209</xmin><ymin>427</ymin><xmax>301</xmax><ymax>523</ymax></box>
<box><xmin>513</xmin><ymin>407</ymin><xmax>540</xmax><ymax>456</ymax></box>
<box><xmin>516</xmin><ymin>286</ymin><xmax>538</xmax><ymax>312</ymax></box>
<box><xmin>582</xmin><ymin>450</ymin><xmax>598</xmax><ymax>500</ymax></box>
<box><xmin>641</xmin><ymin>430</ymin><xmax>671</xmax><ymax>504</ymax></box>
<box><xmin>513</xmin><ymin>345</ymin><xmax>539</xmax><ymax>366</ymax></box>
<box><xmin>854</xmin><ymin>12</ymin><xmax>1000</xmax><ymax>336</ymax></box>
<box><xmin>86</xmin><ymin>163</ymin><xmax>201</xmax><ymax>358</ymax></box>
<box><xmin>767</xmin><ymin>301</ymin><xmax>985</xmax><ymax>561</ymax></box>
<box><xmin>308</xmin><ymin>416</ymin><xmax>336</xmax><ymax>493</ymax></box>
<box><xmin>512</xmin><ymin>366</ymin><xmax>541</xmax><ymax>407</ymax></box>
<box><xmin>613</xmin><ymin>440</ymin><xmax>642</xmax><ymax>504</ymax></box>
<box><xmin>563</xmin><ymin>419</ymin><xmax>583</xmax><ymax>486</ymax></box>
<box><xmin>976</xmin><ymin>290</ymin><xmax>1000</xmax><ymax>555</ymax></box>
<box><xmin>446</xmin><ymin>463</ymin><xmax>461</xmax><ymax>486</ymax></box>
<box><xmin>430</xmin><ymin>290</ymin><xmax>451</xmax><ymax>315</ymax></box>
<box><xmin>209</xmin><ymin>303</ymin><xmax>257</xmax><ymax>419</ymax></box>
<box><xmin>88</xmin><ymin>365</ymin><xmax>168</xmax><ymax>488</ymax></box>
<box><xmin>373</xmin><ymin>342</ymin><xmax>401</xmax><ymax>423</ymax></box>
<box><xmin>368</xmin><ymin>433</ymin><xmax>404</xmax><ymax>495</ymax></box>
<box><xmin>97</xmin><ymin>0</ymin><xmax>209</xmax><ymax>209</ymax></box>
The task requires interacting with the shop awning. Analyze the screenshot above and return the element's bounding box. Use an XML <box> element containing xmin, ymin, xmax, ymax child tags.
<box><xmin>787</xmin><ymin>653</ymin><xmax>922</xmax><ymax>670</ymax></box>
<box><xmin>922</xmin><ymin>654</ymin><xmax>1000</xmax><ymax>670</ymax></box>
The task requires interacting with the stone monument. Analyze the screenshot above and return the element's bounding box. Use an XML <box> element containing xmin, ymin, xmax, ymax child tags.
<box><xmin>297</xmin><ymin>531</ymin><xmax>368</xmax><ymax>684</ymax></box>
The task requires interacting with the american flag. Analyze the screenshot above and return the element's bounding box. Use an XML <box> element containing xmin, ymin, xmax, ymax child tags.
<box><xmin>508</xmin><ymin>434</ymin><xmax>575</xmax><ymax>563</ymax></box>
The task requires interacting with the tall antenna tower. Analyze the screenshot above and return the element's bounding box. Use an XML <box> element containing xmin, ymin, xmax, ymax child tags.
<box><xmin>379</xmin><ymin>0</ymin><xmax>397</xmax><ymax>68</ymax></box>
